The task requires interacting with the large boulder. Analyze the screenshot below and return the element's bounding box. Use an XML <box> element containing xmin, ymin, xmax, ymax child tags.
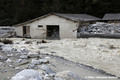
<box><xmin>11</xmin><ymin>69</ymin><xmax>42</xmax><ymax>80</ymax></box>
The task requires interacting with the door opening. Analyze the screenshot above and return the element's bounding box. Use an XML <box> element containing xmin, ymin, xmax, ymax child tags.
<box><xmin>46</xmin><ymin>25</ymin><xmax>59</xmax><ymax>39</ymax></box>
<box><xmin>23</xmin><ymin>26</ymin><xmax>26</xmax><ymax>36</ymax></box>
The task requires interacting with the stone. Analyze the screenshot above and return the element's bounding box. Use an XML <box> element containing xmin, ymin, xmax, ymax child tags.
<box><xmin>14</xmin><ymin>41</ymin><xmax>20</xmax><ymax>44</ymax></box>
<box><xmin>15</xmin><ymin>67</ymin><xmax>20</xmax><ymax>70</ymax></box>
<box><xmin>0</xmin><ymin>55</ymin><xmax>7</xmax><ymax>61</ymax></box>
<box><xmin>39</xmin><ymin>59</ymin><xmax>49</xmax><ymax>64</ymax></box>
<box><xmin>39</xmin><ymin>46</ymin><xmax>48</xmax><ymax>49</ymax></box>
<box><xmin>0</xmin><ymin>62</ymin><xmax>2</xmax><ymax>66</ymax></box>
<box><xmin>27</xmin><ymin>52</ymin><xmax>39</xmax><ymax>58</ymax></box>
<box><xmin>7</xmin><ymin>54</ymin><xmax>13</xmax><ymax>57</ymax></box>
<box><xmin>45</xmin><ymin>57</ymin><xmax>50</xmax><ymax>60</ymax></box>
<box><xmin>54</xmin><ymin>77</ymin><xmax>63</xmax><ymax>80</ymax></box>
<box><xmin>27</xmin><ymin>64</ymin><xmax>35</xmax><ymax>69</ymax></box>
<box><xmin>18</xmin><ymin>47</ymin><xmax>29</xmax><ymax>55</ymax></box>
<box><xmin>16</xmin><ymin>59</ymin><xmax>23</xmax><ymax>63</ymax></box>
<box><xmin>20</xmin><ymin>55</ymin><xmax>28</xmax><ymax>59</ymax></box>
<box><xmin>8</xmin><ymin>65</ymin><xmax>15</xmax><ymax>68</ymax></box>
<box><xmin>0</xmin><ymin>43</ymin><xmax>4</xmax><ymax>47</ymax></box>
<box><xmin>11</xmin><ymin>69</ymin><xmax>43</xmax><ymax>80</ymax></box>
<box><xmin>40</xmin><ymin>65</ymin><xmax>55</xmax><ymax>74</ymax></box>
<box><xmin>56</xmin><ymin>71</ymin><xmax>85</xmax><ymax>80</ymax></box>
<box><xmin>2</xmin><ymin>45</ymin><xmax>13</xmax><ymax>52</ymax></box>
<box><xmin>31</xmin><ymin>59</ymin><xmax>40</xmax><ymax>65</ymax></box>
<box><xmin>6</xmin><ymin>59</ymin><xmax>12</xmax><ymax>63</ymax></box>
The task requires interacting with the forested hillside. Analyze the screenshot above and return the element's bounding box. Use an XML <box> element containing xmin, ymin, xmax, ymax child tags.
<box><xmin>0</xmin><ymin>0</ymin><xmax>120</xmax><ymax>25</ymax></box>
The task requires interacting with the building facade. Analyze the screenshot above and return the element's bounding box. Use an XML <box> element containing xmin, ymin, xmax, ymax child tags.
<box><xmin>14</xmin><ymin>13</ymin><xmax>100</xmax><ymax>39</ymax></box>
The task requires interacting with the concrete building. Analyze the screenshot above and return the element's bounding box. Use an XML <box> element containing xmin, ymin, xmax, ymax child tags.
<box><xmin>13</xmin><ymin>13</ymin><xmax>100</xmax><ymax>39</ymax></box>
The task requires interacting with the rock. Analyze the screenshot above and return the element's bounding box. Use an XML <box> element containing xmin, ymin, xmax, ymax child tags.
<box><xmin>15</xmin><ymin>67</ymin><xmax>20</xmax><ymax>70</ymax></box>
<box><xmin>16</xmin><ymin>59</ymin><xmax>23</xmax><ymax>63</ymax></box>
<box><xmin>39</xmin><ymin>59</ymin><xmax>49</xmax><ymax>64</ymax></box>
<box><xmin>31</xmin><ymin>59</ymin><xmax>40</xmax><ymax>65</ymax></box>
<box><xmin>0</xmin><ymin>55</ymin><xmax>7</xmax><ymax>61</ymax></box>
<box><xmin>11</xmin><ymin>69</ymin><xmax>42</xmax><ymax>80</ymax></box>
<box><xmin>0</xmin><ymin>43</ymin><xmax>4</xmax><ymax>47</ymax></box>
<box><xmin>20</xmin><ymin>55</ymin><xmax>28</xmax><ymax>59</ymax></box>
<box><xmin>7</xmin><ymin>54</ymin><xmax>13</xmax><ymax>57</ymax></box>
<box><xmin>37</xmin><ymin>40</ymin><xmax>47</xmax><ymax>44</ymax></box>
<box><xmin>39</xmin><ymin>46</ymin><xmax>48</xmax><ymax>49</ymax></box>
<box><xmin>27</xmin><ymin>52</ymin><xmax>39</xmax><ymax>58</ymax></box>
<box><xmin>2</xmin><ymin>45</ymin><xmax>13</xmax><ymax>52</ymax></box>
<box><xmin>8</xmin><ymin>65</ymin><xmax>15</xmax><ymax>68</ymax></box>
<box><xmin>56</xmin><ymin>71</ymin><xmax>85</xmax><ymax>80</ymax></box>
<box><xmin>40</xmin><ymin>65</ymin><xmax>55</xmax><ymax>74</ymax></box>
<box><xmin>54</xmin><ymin>77</ymin><xmax>63</xmax><ymax>80</ymax></box>
<box><xmin>6</xmin><ymin>59</ymin><xmax>12</xmax><ymax>63</ymax></box>
<box><xmin>14</xmin><ymin>41</ymin><xmax>20</xmax><ymax>44</ymax></box>
<box><xmin>18</xmin><ymin>47</ymin><xmax>29</xmax><ymax>55</ymax></box>
<box><xmin>0</xmin><ymin>39</ymin><xmax>13</xmax><ymax>44</ymax></box>
<box><xmin>27</xmin><ymin>64</ymin><xmax>35</xmax><ymax>69</ymax></box>
<box><xmin>0</xmin><ymin>62</ymin><xmax>3</xmax><ymax>66</ymax></box>
<box><xmin>43</xmin><ymin>75</ymin><xmax>54</xmax><ymax>80</ymax></box>
<box><xmin>45</xmin><ymin>57</ymin><xmax>50</xmax><ymax>61</ymax></box>
<box><xmin>25</xmin><ymin>41</ymin><xmax>32</xmax><ymax>44</ymax></box>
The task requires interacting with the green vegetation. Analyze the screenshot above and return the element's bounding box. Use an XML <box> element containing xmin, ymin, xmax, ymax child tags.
<box><xmin>0</xmin><ymin>0</ymin><xmax>120</xmax><ymax>25</ymax></box>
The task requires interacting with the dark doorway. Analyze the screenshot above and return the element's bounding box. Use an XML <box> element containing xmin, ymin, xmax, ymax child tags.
<box><xmin>23</xmin><ymin>26</ymin><xmax>26</xmax><ymax>36</ymax></box>
<box><xmin>46</xmin><ymin>25</ymin><xmax>59</xmax><ymax>39</ymax></box>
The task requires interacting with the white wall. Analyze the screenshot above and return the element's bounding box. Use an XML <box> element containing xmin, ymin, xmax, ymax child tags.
<box><xmin>15</xmin><ymin>26</ymin><xmax>23</xmax><ymax>36</ymax></box>
<box><xmin>15</xmin><ymin>15</ymin><xmax>78</xmax><ymax>39</ymax></box>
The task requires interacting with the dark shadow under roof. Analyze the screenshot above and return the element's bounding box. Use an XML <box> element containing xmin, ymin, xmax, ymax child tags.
<box><xmin>103</xmin><ymin>13</ymin><xmax>120</xmax><ymax>20</ymax></box>
<box><xmin>13</xmin><ymin>13</ymin><xmax>101</xmax><ymax>27</ymax></box>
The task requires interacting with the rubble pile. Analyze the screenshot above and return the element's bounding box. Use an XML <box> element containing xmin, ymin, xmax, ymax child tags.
<box><xmin>79</xmin><ymin>22</ymin><xmax>120</xmax><ymax>34</ymax></box>
<box><xmin>0</xmin><ymin>27</ymin><xmax>14</xmax><ymax>38</ymax></box>
<box><xmin>0</xmin><ymin>39</ymin><xmax>82</xmax><ymax>80</ymax></box>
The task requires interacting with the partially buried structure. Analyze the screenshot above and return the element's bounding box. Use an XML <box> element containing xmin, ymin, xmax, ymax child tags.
<box><xmin>13</xmin><ymin>13</ymin><xmax>101</xmax><ymax>39</ymax></box>
<box><xmin>103</xmin><ymin>13</ymin><xmax>120</xmax><ymax>23</ymax></box>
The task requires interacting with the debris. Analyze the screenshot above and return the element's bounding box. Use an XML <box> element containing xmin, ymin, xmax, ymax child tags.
<box><xmin>27</xmin><ymin>52</ymin><xmax>39</xmax><ymax>58</ymax></box>
<box><xmin>42</xmin><ymin>40</ymin><xmax>47</xmax><ymax>43</ymax></box>
<box><xmin>15</xmin><ymin>67</ymin><xmax>20</xmax><ymax>70</ymax></box>
<box><xmin>0</xmin><ymin>62</ymin><xmax>3</xmax><ymax>66</ymax></box>
<box><xmin>79</xmin><ymin>22</ymin><xmax>120</xmax><ymax>34</ymax></box>
<box><xmin>45</xmin><ymin>56</ymin><xmax>50</xmax><ymax>60</ymax></box>
<box><xmin>40</xmin><ymin>65</ymin><xmax>55</xmax><ymax>74</ymax></box>
<box><xmin>0</xmin><ymin>43</ymin><xmax>4</xmax><ymax>47</ymax></box>
<box><xmin>56</xmin><ymin>71</ymin><xmax>83</xmax><ymax>80</ymax></box>
<box><xmin>0</xmin><ymin>55</ymin><xmax>7</xmax><ymax>61</ymax></box>
<box><xmin>18</xmin><ymin>46</ymin><xmax>29</xmax><ymax>55</ymax></box>
<box><xmin>14</xmin><ymin>41</ymin><xmax>20</xmax><ymax>44</ymax></box>
<box><xmin>24</xmin><ymin>41</ymin><xmax>32</xmax><ymax>44</ymax></box>
<box><xmin>2</xmin><ymin>45</ymin><xmax>13</xmax><ymax>52</ymax></box>
<box><xmin>0</xmin><ymin>39</ymin><xmax>13</xmax><ymax>44</ymax></box>
<box><xmin>20</xmin><ymin>55</ymin><xmax>28</xmax><ymax>59</ymax></box>
<box><xmin>16</xmin><ymin>59</ymin><xmax>23</xmax><ymax>63</ymax></box>
<box><xmin>39</xmin><ymin>59</ymin><xmax>49</xmax><ymax>64</ymax></box>
<box><xmin>11</xmin><ymin>69</ymin><xmax>43</xmax><ymax>80</ymax></box>
<box><xmin>39</xmin><ymin>46</ymin><xmax>49</xmax><ymax>49</ymax></box>
<box><xmin>31</xmin><ymin>59</ymin><xmax>40</xmax><ymax>65</ymax></box>
<box><xmin>6</xmin><ymin>59</ymin><xmax>12</xmax><ymax>63</ymax></box>
<box><xmin>7</xmin><ymin>54</ymin><xmax>13</xmax><ymax>57</ymax></box>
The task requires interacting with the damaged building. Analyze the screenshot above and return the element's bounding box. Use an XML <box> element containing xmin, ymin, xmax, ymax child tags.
<box><xmin>103</xmin><ymin>13</ymin><xmax>120</xmax><ymax>23</ymax></box>
<box><xmin>13</xmin><ymin>13</ymin><xmax>101</xmax><ymax>39</ymax></box>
